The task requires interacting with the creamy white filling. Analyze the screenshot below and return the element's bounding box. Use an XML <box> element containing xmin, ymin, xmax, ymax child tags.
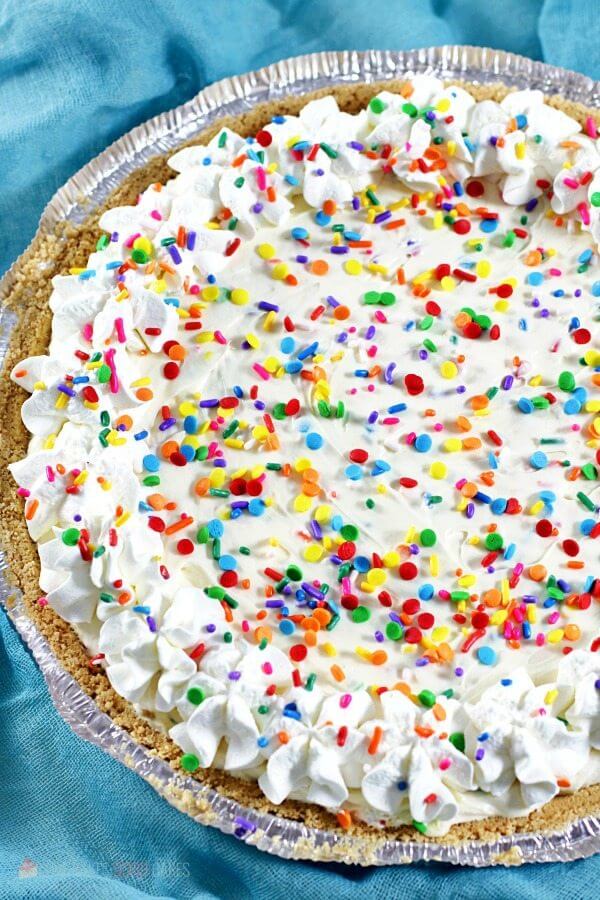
<box><xmin>10</xmin><ymin>78</ymin><xmax>600</xmax><ymax>834</ymax></box>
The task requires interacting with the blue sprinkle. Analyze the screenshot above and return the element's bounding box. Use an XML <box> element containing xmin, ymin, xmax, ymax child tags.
<box><xmin>207</xmin><ymin>519</ymin><xmax>224</xmax><ymax>538</ymax></box>
<box><xmin>143</xmin><ymin>454</ymin><xmax>160</xmax><ymax>472</ymax></box>
<box><xmin>530</xmin><ymin>450</ymin><xmax>548</xmax><ymax>469</ymax></box>
<box><xmin>414</xmin><ymin>434</ymin><xmax>432</xmax><ymax>453</ymax></box>
<box><xmin>306</xmin><ymin>432</ymin><xmax>323</xmax><ymax>450</ymax></box>
<box><xmin>219</xmin><ymin>555</ymin><xmax>237</xmax><ymax>571</ymax></box>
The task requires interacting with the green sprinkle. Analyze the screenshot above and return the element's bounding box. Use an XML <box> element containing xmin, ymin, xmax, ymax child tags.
<box><xmin>352</xmin><ymin>606</ymin><xmax>370</xmax><ymax>624</ymax></box>
<box><xmin>423</xmin><ymin>338</ymin><xmax>437</xmax><ymax>353</ymax></box>
<box><xmin>320</xmin><ymin>142</ymin><xmax>338</xmax><ymax>159</ymax></box>
<box><xmin>340</xmin><ymin>524</ymin><xmax>359</xmax><ymax>541</ymax></box>
<box><xmin>366</xmin><ymin>188</ymin><xmax>380</xmax><ymax>206</ymax></box>
<box><xmin>187</xmin><ymin>687</ymin><xmax>205</xmax><ymax>705</ymax></box>
<box><xmin>143</xmin><ymin>475</ymin><xmax>160</xmax><ymax>487</ymax></box>
<box><xmin>98</xmin><ymin>428</ymin><xmax>110</xmax><ymax>447</ymax></box>
<box><xmin>218</xmin><ymin>131</ymin><xmax>227</xmax><ymax>148</ymax></box>
<box><xmin>420</xmin><ymin>528</ymin><xmax>437</xmax><ymax>547</ymax></box>
<box><xmin>222</xmin><ymin>419</ymin><xmax>239</xmax><ymax>439</ymax></box>
<box><xmin>385</xmin><ymin>621</ymin><xmax>403</xmax><ymax>641</ymax></box>
<box><xmin>234</xmin><ymin>176</ymin><xmax>245</xmax><ymax>188</ymax></box>
<box><xmin>577</xmin><ymin>491</ymin><xmax>596</xmax><ymax>511</ymax></box>
<box><xmin>418</xmin><ymin>689</ymin><xmax>436</xmax><ymax>708</ymax></box>
<box><xmin>62</xmin><ymin>528</ymin><xmax>80</xmax><ymax>546</ymax></box>
<box><xmin>223</xmin><ymin>631</ymin><xmax>233</xmax><ymax>643</ymax></box>
<box><xmin>450</xmin><ymin>590</ymin><xmax>470</xmax><ymax>602</ymax></box>
<box><xmin>180</xmin><ymin>753</ymin><xmax>200</xmax><ymax>773</ymax></box>
<box><xmin>582</xmin><ymin>463</ymin><xmax>598</xmax><ymax>480</ymax></box>
<box><xmin>96</xmin><ymin>234</ymin><xmax>109</xmax><ymax>251</ymax></box>
<box><xmin>412</xmin><ymin>820</ymin><xmax>428</xmax><ymax>835</ymax></box>
<box><xmin>305</xmin><ymin>673</ymin><xmax>317</xmax><ymax>691</ymax></box>
<box><xmin>131</xmin><ymin>248</ymin><xmax>149</xmax><ymax>264</ymax></box>
<box><xmin>93</xmin><ymin>546</ymin><xmax>105</xmax><ymax>558</ymax></box>
<box><xmin>365</xmin><ymin>498</ymin><xmax>375</xmax><ymax>509</ymax></box>
<box><xmin>99</xmin><ymin>592</ymin><xmax>114</xmax><ymax>603</ymax></box>
<box><xmin>326</xmin><ymin>613</ymin><xmax>340</xmax><ymax>631</ymax></box>
<box><xmin>209</xmin><ymin>488</ymin><xmax>230</xmax><ymax>498</ymax></box>
<box><xmin>402</xmin><ymin>102</ymin><xmax>417</xmax><ymax>117</ymax></box>
<box><xmin>558</xmin><ymin>371</ymin><xmax>576</xmax><ymax>392</ymax></box>
<box><xmin>369</xmin><ymin>97</ymin><xmax>387</xmax><ymax>114</ymax></box>
<box><xmin>449</xmin><ymin>732</ymin><xmax>466</xmax><ymax>753</ymax></box>
<box><xmin>97</xmin><ymin>364</ymin><xmax>111</xmax><ymax>384</ymax></box>
<box><xmin>286</xmin><ymin>564</ymin><xmax>303</xmax><ymax>581</ymax></box>
<box><xmin>195</xmin><ymin>445</ymin><xmax>209</xmax><ymax>461</ymax></box>
<box><xmin>239</xmin><ymin>546</ymin><xmax>251</xmax><ymax>555</ymax></box>
<box><xmin>485</xmin><ymin>533</ymin><xmax>503</xmax><ymax>550</ymax></box>
<box><xmin>258</xmin><ymin>705</ymin><xmax>269</xmax><ymax>714</ymax></box>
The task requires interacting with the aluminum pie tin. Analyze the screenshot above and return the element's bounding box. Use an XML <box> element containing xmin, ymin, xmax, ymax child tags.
<box><xmin>2</xmin><ymin>45</ymin><xmax>600</xmax><ymax>866</ymax></box>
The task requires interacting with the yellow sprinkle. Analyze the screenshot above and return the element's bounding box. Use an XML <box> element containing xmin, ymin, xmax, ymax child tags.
<box><xmin>440</xmin><ymin>361</ymin><xmax>458</xmax><ymax>379</ymax></box>
<box><xmin>224</xmin><ymin>438</ymin><xmax>244</xmax><ymax>449</ymax></box>
<box><xmin>547</xmin><ymin>628</ymin><xmax>564</xmax><ymax>643</ymax></box>
<box><xmin>322</xmin><ymin>642</ymin><xmax>337</xmax><ymax>657</ymax></box>
<box><xmin>355</xmin><ymin>647</ymin><xmax>372</xmax><ymax>660</ymax></box>
<box><xmin>367</xmin><ymin>568</ymin><xmax>387</xmax><ymax>586</ymax></box>
<box><xmin>315</xmin><ymin>504</ymin><xmax>332</xmax><ymax>523</ymax></box>
<box><xmin>440</xmin><ymin>275</ymin><xmax>456</xmax><ymax>292</ymax></box>
<box><xmin>360</xmin><ymin>581</ymin><xmax>376</xmax><ymax>594</ymax></box>
<box><xmin>271</xmin><ymin>262</ymin><xmax>289</xmax><ymax>280</ymax></box>
<box><xmin>545</xmin><ymin>689</ymin><xmax>558</xmax><ymax>705</ymax></box>
<box><xmin>490</xmin><ymin>609</ymin><xmax>508</xmax><ymax>625</ymax></box>
<box><xmin>210</xmin><ymin>469</ymin><xmax>226</xmax><ymax>487</ymax></box>
<box><xmin>432</xmin><ymin>626</ymin><xmax>449</xmax><ymax>642</ymax></box>
<box><xmin>150</xmin><ymin>279</ymin><xmax>166</xmax><ymax>293</ymax></box>
<box><xmin>429</xmin><ymin>461</ymin><xmax>447</xmax><ymax>479</ymax></box>
<box><xmin>304</xmin><ymin>543</ymin><xmax>324</xmax><ymax>562</ymax></box>
<box><xmin>430</xmin><ymin>554</ymin><xmax>439</xmax><ymax>577</ymax></box>
<box><xmin>475</xmin><ymin>260</ymin><xmax>491</xmax><ymax>277</ymax></box>
<box><xmin>73</xmin><ymin>470</ymin><xmax>88</xmax><ymax>486</ymax></box>
<box><xmin>263</xmin><ymin>310</ymin><xmax>277</xmax><ymax>330</ymax></box>
<box><xmin>245</xmin><ymin>333</ymin><xmax>260</xmax><ymax>349</ymax></box>
<box><xmin>115</xmin><ymin>511</ymin><xmax>131</xmax><ymax>527</ymax></box>
<box><xmin>458</xmin><ymin>574</ymin><xmax>476</xmax><ymax>588</ymax></box>
<box><xmin>529</xmin><ymin>500</ymin><xmax>544</xmax><ymax>515</ymax></box>
<box><xmin>257</xmin><ymin>243</ymin><xmax>275</xmax><ymax>260</ymax></box>
<box><xmin>432</xmin><ymin>211</ymin><xmax>443</xmax><ymax>229</ymax></box>
<box><xmin>383</xmin><ymin>551</ymin><xmax>400</xmax><ymax>567</ymax></box>
<box><xmin>501</xmin><ymin>579</ymin><xmax>510</xmax><ymax>606</ymax></box>
<box><xmin>344</xmin><ymin>259</ymin><xmax>363</xmax><ymax>276</ymax></box>
<box><xmin>43</xmin><ymin>435</ymin><xmax>56</xmax><ymax>450</ymax></box>
<box><xmin>294</xmin><ymin>494</ymin><xmax>313</xmax><ymax>513</ymax></box>
<box><xmin>230</xmin><ymin>288</ymin><xmax>249</xmax><ymax>305</ymax></box>
<box><xmin>515</xmin><ymin>141</ymin><xmax>526</xmax><ymax>160</ymax></box>
<box><xmin>444</xmin><ymin>438</ymin><xmax>462</xmax><ymax>452</ymax></box>
<box><xmin>294</xmin><ymin>457</ymin><xmax>312</xmax><ymax>473</ymax></box>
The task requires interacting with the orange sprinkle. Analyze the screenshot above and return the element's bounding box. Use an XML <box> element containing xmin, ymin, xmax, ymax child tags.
<box><xmin>277</xmin><ymin>731</ymin><xmax>290</xmax><ymax>744</ymax></box>
<box><xmin>557</xmin><ymin>778</ymin><xmax>571</xmax><ymax>789</ymax></box>
<box><xmin>470</xmin><ymin>394</ymin><xmax>489</xmax><ymax>410</ymax></box>
<box><xmin>371</xmin><ymin>650</ymin><xmax>388</xmax><ymax>666</ymax></box>
<box><xmin>304</xmin><ymin>630</ymin><xmax>317</xmax><ymax>647</ymax></box>
<box><xmin>135</xmin><ymin>388</ymin><xmax>153</xmax><ymax>402</ymax></box>
<box><xmin>161</xmin><ymin>440</ymin><xmax>179</xmax><ymax>459</ymax></box>
<box><xmin>336</xmin><ymin>810</ymin><xmax>352</xmax><ymax>829</ymax></box>
<box><xmin>255</xmin><ymin>625</ymin><xmax>272</xmax><ymax>644</ymax></box>
<box><xmin>25</xmin><ymin>499</ymin><xmax>39</xmax><ymax>521</ymax></box>
<box><xmin>456</xmin><ymin>415</ymin><xmax>472</xmax><ymax>432</ymax></box>
<box><xmin>164</xmin><ymin>516</ymin><xmax>194</xmax><ymax>535</ymax></box>
<box><xmin>415</xmin><ymin>725</ymin><xmax>434</xmax><ymax>738</ymax></box>
<box><xmin>194</xmin><ymin>478</ymin><xmax>210</xmax><ymax>496</ymax></box>
<box><xmin>322</xmin><ymin>199</ymin><xmax>337</xmax><ymax>216</ymax></box>
<box><xmin>564</xmin><ymin>624</ymin><xmax>581</xmax><ymax>641</ymax></box>
<box><xmin>333</xmin><ymin>304</ymin><xmax>350</xmax><ymax>320</ymax></box>
<box><xmin>432</xmin><ymin>703</ymin><xmax>446</xmax><ymax>721</ymax></box>
<box><xmin>114</xmin><ymin>414</ymin><xmax>133</xmax><ymax>430</ymax></box>
<box><xmin>331</xmin><ymin>664</ymin><xmax>345</xmax><ymax>682</ymax></box>
<box><xmin>368</xmin><ymin>726</ymin><xmax>383</xmax><ymax>755</ymax></box>
<box><xmin>310</xmin><ymin>259</ymin><xmax>329</xmax><ymax>276</ymax></box>
<box><xmin>528</xmin><ymin>564</ymin><xmax>547</xmax><ymax>582</ymax></box>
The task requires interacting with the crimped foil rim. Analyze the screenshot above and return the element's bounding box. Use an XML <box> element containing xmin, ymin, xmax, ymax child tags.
<box><xmin>2</xmin><ymin>45</ymin><xmax>600</xmax><ymax>866</ymax></box>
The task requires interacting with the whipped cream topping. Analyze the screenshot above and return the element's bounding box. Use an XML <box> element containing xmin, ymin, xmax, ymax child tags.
<box><xmin>10</xmin><ymin>78</ymin><xmax>600</xmax><ymax>835</ymax></box>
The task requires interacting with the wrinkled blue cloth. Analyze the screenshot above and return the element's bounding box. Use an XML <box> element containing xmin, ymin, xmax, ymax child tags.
<box><xmin>1</xmin><ymin>2</ymin><xmax>599</xmax><ymax>897</ymax></box>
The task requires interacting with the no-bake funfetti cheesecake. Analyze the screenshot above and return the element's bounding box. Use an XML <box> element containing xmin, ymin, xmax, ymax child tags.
<box><xmin>5</xmin><ymin>76</ymin><xmax>600</xmax><ymax>843</ymax></box>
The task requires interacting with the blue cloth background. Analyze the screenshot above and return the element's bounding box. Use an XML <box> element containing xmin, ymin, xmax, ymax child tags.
<box><xmin>1</xmin><ymin>1</ymin><xmax>599</xmax><ymax>896</ymax></box>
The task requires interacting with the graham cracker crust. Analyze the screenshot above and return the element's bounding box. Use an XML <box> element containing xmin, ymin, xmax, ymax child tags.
<box><xmin>1</xmin><ymin>78</ymin><xmax>599</xmax><ymax>855</ymax></box>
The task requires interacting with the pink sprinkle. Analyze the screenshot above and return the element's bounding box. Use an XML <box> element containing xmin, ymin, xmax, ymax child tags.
<box><xmin>513</xmin><ymin>562</ymin><xmax>524</xmax><ymax>577</ymax></box>
<box><xmin>577</xmin><ymin>202</ymin><xmax>591</xmax><ymax>226</ymax></box>
<box><xmin>207</xmin><ymin>442</ymin><xmax>219</xmax><ymax>458</ymax></box>
<box><xmin>563</xmin><ymin>177</ymin><xmax>580</xmax><ymax>190</ymax></box>
<box><xmin>253</xmin><ymin>363</ymin><xmax>270</xmax><ymax>381</ymax></box>
<box><xmin>114</xmin><ymin>317</ymin><xmax>126</xmax><ymax>343</ymax></box>
<box><xmin>374</xmin><ymin>311</ymin><xmax>388</xmax><ymax>323</ymax></box>
<box><xmin>150</xmin><ymin>210</ymin><xmax>162</xmax><ymax>221</ymax></box>
<box><xmin>105</xmin><ymin>348</ymin><xmax>119</xmax><ymax>394</ymax></box>
<box><xmin>214</xmin><ymin>330</ymin><xmax>227</xmax><ymax>345</ymax></box>
<box><xmin>548</xmin><ymin>611</ymin><xmax>560</xmax><ymax>625</ymax></box>
<box><xmin>341</xmin><ymin>577</ymin><xmax>352</xmax><ymax>594</ymax></box>
<box><xmin>439</xmin><ymin>758</ymin><xmax>451</xmax><ymax>771</ymax></box>
<box><xmin>38</xmin><ymin>597</ymin><xmax>48</xmax><ymax>607</ymax></box>
<box><xmin>548</xmin><ymin>268</ymin><xmax>562</xmax><ymax>277</ymax></box>
<box><xmin>256</xmin><ymin>167</ymin><xmax>267</xmax><ymax>191</ymax></box>
<box><xmin>586</xmin><ymin>116</ymin><xmax>598</xmax><ymax>139</ymax></box>
<box><xmin>513</xmin><ymin>607</ymin><xmax>525</xmax><ymax>624</ymax></box>
<box><xmin>433</xmin><ymin>423</ymin><xmax>443</xmax><ymax>432</ymax></box>
<box><xmin>17</xmin><ymin>487</ymin><xmax>30</xmax><ymax>497</ymax></box>
<box><xmin>536</xmin><ymin>633</ymin><xmax>546</xmax><ymax>646</ymax></box>
<box><xmin>189</xmin><ymin>284</ymin><xmax>200</xmax><ymax>294</ymax></box>
<box><xmin>124</xmin><ymin>232</ymin><xmax>141</xmax><ymax>248</ymax></box>
<box><xmin>455</xmin><ymin>478</ymin><xmax>467</xmax><ymax>490</ymax></box>
<box><xmin>340</xmin><ymin>694</ymin><xmax>352</xmax><ymax>708</ymax></box>
<box><xmin>241</xmin><ymin>620</ymin><xmax>250</xmax><ymax>632</ymax></box>
<box><xmin>406</xmin><ymin>431</ymin><xmax>416</xmax><ymax>445</ymax></box>
<box><xmin>82</xmin><ymin>323</ymin><xmax>93</xmax><ymax>341</ymax></box>
<box><xmin>45</xmin><ymin>466</ymin><xmax>55</xmax><ymax>483</ymax></box>
<box><xmin>382</xmin><ymin>417</ymin><xmax>400</xmax><ymax>425</ymax></box>
<box><xmin>262</xmin><ymin>662</ymin><xmax>273</xmax><ymax>675</ymax></box>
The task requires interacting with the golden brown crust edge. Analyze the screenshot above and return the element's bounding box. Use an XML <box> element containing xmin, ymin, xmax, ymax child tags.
<box><xmin>1</xmin><ymin>79</ymin><xmax>600</xmax><ymax>851</ymax></box>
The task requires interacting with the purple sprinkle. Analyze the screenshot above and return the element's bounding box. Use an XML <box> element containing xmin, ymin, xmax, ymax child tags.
<box><xmin>158</xmin><ymin>417</ymin><xmax>177</xmax><ymax>431</ymax></box>
<box><xmin>310</xmin><ymin>519</ymin><xmax>323</xmax><ymax>539</ymax></box>
<box><xmin>228</xmin><ymin>671</ymin><xmax>242</xmax><ymax>681</ymax></box>
<box><xmin>206</xmin><ymin>623</ymin><xmax>216</xmax><ymax>633</ymax></box>
<box><xmin>419</xmin><ymin>349</ymin><xmax>428</xmax><ymax>361</ymax></box>
<box><xmin>266</xmin><ymin>599</ymin><xmax>285</xmax><ymax>608</ymax></box>
<box><xmin>374</xmin><ymin>210</ymin><xmax>392</xmax><ymax>224</ymax></box>
<box><xmin>475</xmin><ymin>748</ymin><xmax>485</xmax><ymax>761</ymax></box>
<box><xmin>326</xmin><ymin>294</ymin><xmax>340</xmax><ymax>307</ymax></box>
<box><xmin>301</xmin><ymin>582</ymin><xmax>324</xmax><ymax>600</ymax></box>
<box><xmin>415</xmin><ymin>657</ymin><xmax>429</xmax><ymax>667</ymax></box>
<box><xmin>296</xmin><ymin>254</ymin><xmax>309</xmax><ymax>263</ymax></box>
<box><xmin>258</xmin><ymin>301</ymin><xmax>279</xmax><ymax>312</ymax></box>
<box><xmin>314</xmin><ymin>168</ymin><xmax>325</xmax><ymax>176</ymax></box>
<box><xmin>111</xmin><ymin>231</ymin><xmax>119</xmax><ymax>242</ymax></box>
<box><xmin>594</xmin><ymin>678</ymin><xmax>600</xmax><ymax>690</ymax></box>
<box><xmin>330</xmin><ymin>245</ymin><xmax>349</xmax><ymax>254</ymax></box>
<box><xmin>455</xmin><ymin>667</ymin><xmax>464</xmax><ymax>677</ymax></box>
<box><xmin>352</xmin><ymin>196</ymin><xmax>360</xmax><ymax>210</ymax></box>
<box><xmin>230</xmin><ymin>501</ymin><xmax>249</xmax><ymax>510</ymax></box>
<box><xmin>466</xmin><ymin>502</ymin><xmax>475</xmax><ymax>519</ymax></box>
<box><xmin>168</xmin><ymin>245</ymin><xmax>182</xmax><ymax>265</ymax></box>
<box><xmin>502</xmin><ymin>375</ymin><xmax>514</xmax><ymax>390</ymax></box>
<box><xmin>147</xmin><ymin>616</ymin><xmax>157</xmax><ymax>633</ymax></box>
<box><xmin>199</xmin><ymin>399</ymin><xmax>219</xmax><ymax>408</ymax></box>
<box><xmin>187</xmin><ymin>230</ymin><xmax>196</xmax><ymax>251</ymax></box>
<box><xmin>213</xmin><ymin>458</ymin><xmax>227</xmax><ymax>468</ymax></box>
<box><xmin>384</xmin><ymin>362</ymin><xmax>396</xmax><ymax>385</ymax></box>
<box><xmin>58</xmin><ymin>384</ymin><xmax>76</xmax><ymax>397</ymax></box>
<box><xmin>254</xmin><ymin>400</ymin><xmax>266</xmax><ymax>410</ymax></box>
<box><xmin>348</xmin><ymin>141</ymin><xmax>364</xmax><ymax>151</ymax></box>
<box><xmin>365</xmin><ymin>325</ymin><xmax>376</xmax><ymax>340</ymax></box>
<box><xmin>368</xmin><ymin>411</ymin><xmax>378</xmax><ymax>424</ymax></box>
<box><xmin>252</xmin><ymin>202</ymin><xmax>263</xmax><ymax>214</ymax></box>
<box><xmin>374</xmin><ymin>630</ymin><xmax>384</xmax><ymax>642</ymax></box>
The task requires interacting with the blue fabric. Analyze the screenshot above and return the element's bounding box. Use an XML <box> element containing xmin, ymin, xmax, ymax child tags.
<box><xmin>1</xmin><ymin>2</ymin><xmax>599</xmax><ymax>896</ymax></box>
